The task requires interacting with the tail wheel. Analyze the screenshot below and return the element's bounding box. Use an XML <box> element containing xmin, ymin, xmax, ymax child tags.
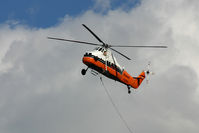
<box><xmin>127</xmin><ymin>86</ymin><xmax>131</xmax><ymax>94</ymax></box>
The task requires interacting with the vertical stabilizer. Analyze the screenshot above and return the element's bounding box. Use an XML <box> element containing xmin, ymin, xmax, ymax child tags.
<box><xmin>131</xmin><ymin>71</ymin><xmax>146</xmax><ymax>89</ymax></box>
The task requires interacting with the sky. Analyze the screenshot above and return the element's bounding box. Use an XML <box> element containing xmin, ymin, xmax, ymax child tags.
<box><xmin>0</xmin><ymin>0</ymin><xmax>199</xmax><ymax>133</ymax></box>
<box><xmin>0</xmin><ymin>0</ymin><xmax>140</xmax><ymax>28</ymax></box>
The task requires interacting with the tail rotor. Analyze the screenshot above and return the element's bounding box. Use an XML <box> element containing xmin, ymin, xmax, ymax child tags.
<box><xmin>145</xmin><ymin>61</ymin><xmax>155</xmax><ymax>84</ymax></box>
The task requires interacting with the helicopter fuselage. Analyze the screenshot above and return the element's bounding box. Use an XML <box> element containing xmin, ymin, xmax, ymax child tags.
<box><xmin>48</xmin><ymin>24</ymin><xmax>167</xmax><ymax>93</ymax></box>
<box><xmin>82</xmin><ymin>47</ymin><xmax>146</xmax><ymax>89</ymax></box>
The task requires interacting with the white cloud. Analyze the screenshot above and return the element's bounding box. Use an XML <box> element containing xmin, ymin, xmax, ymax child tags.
<box><xmin>0</xmin><ymin>0</ymin><xmax>199</xmax><ymax>133</ymax></box>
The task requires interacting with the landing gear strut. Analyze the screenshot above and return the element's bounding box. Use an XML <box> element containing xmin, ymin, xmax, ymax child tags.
<box><xmin>127</xmin><ymin>86</ymin><xmax>131</xmax><ymax>94</ymax></box>
<box><xmin>81</xmin><ymin>67</ymin><xmax>88</xmax><ymax>75</ymax></box>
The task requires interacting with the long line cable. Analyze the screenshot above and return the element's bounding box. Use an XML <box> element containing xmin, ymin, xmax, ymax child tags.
<box><xmin>100</xmin><ymin>77</ymin><xmax>133</xmax><ymax>133</ymax></box>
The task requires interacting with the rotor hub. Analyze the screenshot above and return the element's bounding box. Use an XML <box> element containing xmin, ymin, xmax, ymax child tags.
<box><xmin>103</xmin><ymin>43</ymin><xmax>109</xmax><ymax>48</ymax></box>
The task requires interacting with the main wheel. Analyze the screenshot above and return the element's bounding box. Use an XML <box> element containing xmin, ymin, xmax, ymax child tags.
<box><xmin>81</xmin><ymin>69</ymin><xmax>86</xmax><ymax>75</ymax></box>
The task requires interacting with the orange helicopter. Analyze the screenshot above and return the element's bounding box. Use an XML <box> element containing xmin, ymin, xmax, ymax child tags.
<box><xmin>48</xmin><ymin>24</ymin><xmax>167</xmax><ymax>94</ymax></box>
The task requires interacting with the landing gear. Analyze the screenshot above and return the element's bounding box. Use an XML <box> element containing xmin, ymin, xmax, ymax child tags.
<box><xmin>127</xmin><ymin>86</ymin><xmax>131</xmax><ymax>94</ymax></box>
<box><xmin>81</xmin><ymin>67</ymin><xmax>88</xmax><ymax>75</ymax></box>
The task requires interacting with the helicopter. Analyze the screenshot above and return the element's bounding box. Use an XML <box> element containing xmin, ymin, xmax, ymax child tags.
<box><xmin>48</xmin><ymin>24</ymin><xmax>167</xmax><ymax>94</ymax></box>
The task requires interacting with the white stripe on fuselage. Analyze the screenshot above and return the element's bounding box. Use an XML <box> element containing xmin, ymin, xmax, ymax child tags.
<box><xmin>86</xmin><ymin>47</ymin><xmax>122</xmax><ymax>70</ymax></box>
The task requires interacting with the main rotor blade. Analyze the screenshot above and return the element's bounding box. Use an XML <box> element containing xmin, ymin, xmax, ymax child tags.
<box><xmin>47</xmin><ymin>37</ymin><xmax>102</xmax><ymax>46</ymax></box>
<box><xmin>110</xmin><ymin>45</ymin><xmax>167</xmax><ymax>48</ymax></box>
<box><xmin>110</xmin><ymin>48</ymin><xmax>131</xmax><ymax>60</ymax></box>
<box><xmin>82</xmin><ymin>24</ymin><xmax>105</xmax><ymax>45</ymax></box>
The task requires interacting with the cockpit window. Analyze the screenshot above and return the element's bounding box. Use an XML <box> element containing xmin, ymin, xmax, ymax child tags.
<box><xmin>95</xmin><ymin>47</ymin><xmax>105</xmax><ymax>53</ymax></box>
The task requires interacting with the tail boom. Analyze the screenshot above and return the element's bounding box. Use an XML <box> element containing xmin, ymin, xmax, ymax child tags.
<box><xmin>121</xmin><ymin>71</ymin><xmax>146</xmax><ymax>89</ymax></box>
<box><xmin>131</xmin><ymin>71</ymin><xmax>146</xmax><ymax>89</ymax></box>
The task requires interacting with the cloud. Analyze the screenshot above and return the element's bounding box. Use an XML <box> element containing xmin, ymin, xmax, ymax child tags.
<box><xmin>0</xmin><ymin>0</ymin><xmax>199</xmax><ymax>133</ymax></box>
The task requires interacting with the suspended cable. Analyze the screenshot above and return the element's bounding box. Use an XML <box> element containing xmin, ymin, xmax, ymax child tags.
<box><xmin>100</xmin><ymin>77</ymin><xmax>133</xmax><ymax>133</ymax></box>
